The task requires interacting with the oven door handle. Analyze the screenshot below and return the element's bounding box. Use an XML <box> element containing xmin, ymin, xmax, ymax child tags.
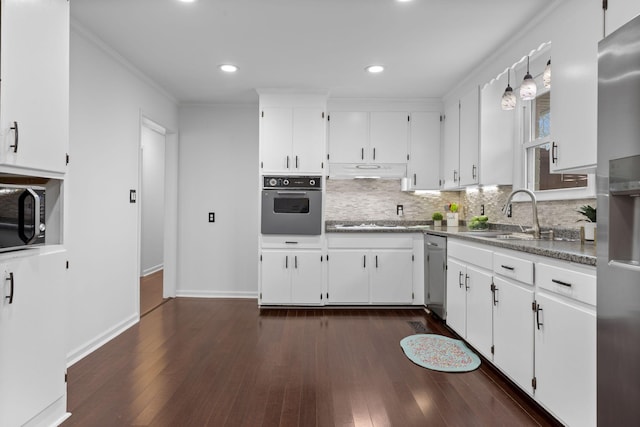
<box><xmin>276</xmin><ymin>191</ymin><xmax>307</xmax><ymax>196</ymax></box>
<box><xmin>18</xmin><ymin>188</ymin><xmax>42</xmax><ymax>244</ymax></box>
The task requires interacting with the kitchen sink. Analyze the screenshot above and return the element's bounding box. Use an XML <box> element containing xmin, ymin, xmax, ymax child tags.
<box><xmin>333</xmin><ymin>223</ymin><xmax>407</xmax><ymax>230</ymax></box>
<box><xmin>459</xmin><ymin>231</ymin><xmax>536</xmax><ymax>240</ymax></box>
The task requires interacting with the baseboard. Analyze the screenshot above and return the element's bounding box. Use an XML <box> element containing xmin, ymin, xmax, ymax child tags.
<box><xmin>66</xmin><ymin>313</ymin><xmax>139</xmax><ymax>367</ymax></box>
<box><xmin>22</xmin><ymin>394</ymin><xmax>69</xmax><ymax>427</ymax></box>
<box><xmin>142</xmin><ymin>264</ymin><xmax>163</xmax><ymax>277</ymax></box>
<box><xmin>175</xmin><ymin>290</ymin><xmax>258</xmax><ymax>299</ymax></box>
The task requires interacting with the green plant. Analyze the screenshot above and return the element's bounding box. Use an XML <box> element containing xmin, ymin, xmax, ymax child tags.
<box><xmin>577</xmin><ymin>205</ymin><xmax>596</xmax><ymax>222</ymax></box>
<box><xmin>432</xmin><ymin>212</ymin><xmax>443</xmax><ymax>221</ymax></box>
<box><xmin>449</xmin><ymin>203</ymin><xmax>459</xmax><ymax>213</ymax></box>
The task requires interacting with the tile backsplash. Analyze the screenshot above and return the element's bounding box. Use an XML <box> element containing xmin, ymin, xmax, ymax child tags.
<box><xmin>325</xmin><ymin>179</ymin><xmax>596</xmax><ymax>228</ymax></box>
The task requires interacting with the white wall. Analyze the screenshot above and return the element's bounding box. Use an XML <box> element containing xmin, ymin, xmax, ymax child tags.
<box><xmin>140</xmin><ymin>125</ymin><xmax>165</xmax><ymax>276</ymax></box>
<box><xmin>67</xmin><ymin>25</ymin><xmax>178</xmax><ymax>365</ymax></box>
<box><xmin>177</xmin><ymin>105</ymin><xmax>259</xmax><ymax>298</ymax></box>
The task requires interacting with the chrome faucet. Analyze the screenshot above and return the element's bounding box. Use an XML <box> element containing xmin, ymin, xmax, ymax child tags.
<box><xmin>502</xmin><ymin>188</ymin><xmax>541</xmax><ymax>239</ymax></box>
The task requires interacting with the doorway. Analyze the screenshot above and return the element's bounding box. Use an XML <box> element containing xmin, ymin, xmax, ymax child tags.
<box><xmin>140</xmin><ymin>120</ymin><xmax>167</xmax><ymax>316</ymax></box>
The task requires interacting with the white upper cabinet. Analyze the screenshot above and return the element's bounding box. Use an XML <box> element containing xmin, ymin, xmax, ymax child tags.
<box><xmin>458</xmin><ymin>87</ymin><xmax>480</xmax><ymax>186</ymax></box>
<box><xmin>260</xmin><ymin>106</ymin><xmax>326</xmax><ymax>174</ymax></box>
<box><xmin>442</xmin><ymin>101</ymin><xmax>460</xmax><ymax>189</ymax></box>
<box><xmin>0</xmin><ymin>0</ymin><xmax>69</xmax><ymax>176</ymax></box>
<box><xmin>327</xmin><ymin>111</ymin><xmax>368</xmax><ymax>163</ymax></box>
<box><xmin>442</xmin><ymin>86</ymin><xmax>479</xmax><ymax>188</ymax></box>
<box><xmin>407</xmin><ymin>112</ymin><xmax>441</xmax><ymax>190</ymax></box>
<box><xmin>369</xmin><ymin>112</ymin><xmax>409</xmax><ymax>163</ymax></box>
<box><xmin>479</xmin><ymin>79</ymin><xmax>514</xmax><ymax>185</ymax></box>
<box><xmin>549</xmin><ymin>0</ymin><xmax>600</xmax><ymax>173</ymax></box>
<box><xmin>328</xmin><ymin>111</ymin><xmax>408</xmax><ymax>164</ymax></box>
<box><xmin>604</xmin><ymin>0</ymin><xmax>640</xmax><ymax>38</ymax></box>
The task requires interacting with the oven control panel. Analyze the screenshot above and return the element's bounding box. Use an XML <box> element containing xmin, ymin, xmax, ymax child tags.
<box><xmin>263</xmin><ymin>176</ymin><xmax>322</xmax><ymax>189</ymax></box>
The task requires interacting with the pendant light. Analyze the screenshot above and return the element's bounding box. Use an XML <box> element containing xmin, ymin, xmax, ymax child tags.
<box><xmin>543</xmin><ymin>59</ymin><xmax>551</xmax><ymax>89</ymax></box>
<box><xmin>501</xmin><ymin>69</ymin><xmax>516</xmax><ymax>111</ymax></box>
<box><xmin>520</xmin><ymin>56</ymin><xmax>537</xmax><ymax>100</ymax></box>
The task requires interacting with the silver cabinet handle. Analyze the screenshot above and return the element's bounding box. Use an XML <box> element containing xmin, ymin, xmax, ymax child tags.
<box><xmin>453</xmin><ymin>170</ymin><xmax>458</xmax><ymax>182</ymax></box>
<box><xmin>458</xmin><ymin>271</ymin><xmax>464</xmax><ymax>288</ymax></box>
<box><xmin>465</xmin><ymin>274</ymin><xmax>470</xmax><ymax>290</ymax></box>
<box><xmin>5</xmin><ymin>272</ymin><xmax>14</xmax><ymax>304</ymax></box>
<box><xmin>294</xmin><ymin>256</ymin><xmax>298</xmax><ymax>269</ymax></box>
<box><xmin>373</xmin><ymin>148</ymin><xmax>376</xmax><ymax>160</ymax></box>
<box><xmin>285</xmin><ymin>256</ymin><xmax>288</xmax><ymax>269</ymax></box>
<box><xmin>286</xmin><ymin>155</ymin><xmax>290</xmax><ymax>169</ymax></box>
<box><xmin>363</xmin><ymin>255</ymin><xmax>366</xmax><ymax>268</ymax></box>
<box><xmin>10</xmin><ymin>121</ymin><xmax>19</xmax><ymax>153</ymax></box>
<box><xmin>375</xmin><ymin>255</ymin><xmax>378</xmax><ymax>268</ymax></box>
<box><xmin>472</xmin><ymin>164</ymin><xmax>477</xmax><ymax>180</ymax></box>
<box><xmin>295</xmin><ymin>156</ymin><xmax>299</xmax><ymax>169</ymax></box>
<box><xmin>361</xmin><ymin>148</ymin><xmax>364</xmax><ymax>160</ymax></box>
<box><xmin>552</xmin><ymin>279</ymin><xmax>572</xmax><ymax>287</ymax></box>
<box><xmin>536</xmin><ymin>304</ymin><xmax>544</xmax><ymax>329</ymax></box>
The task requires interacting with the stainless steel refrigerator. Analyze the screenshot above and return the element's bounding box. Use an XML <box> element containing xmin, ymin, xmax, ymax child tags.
<box><xmin>597</xmin><ymin>13</ymin><xmax>640</xmax><ymax>425</ymax></box>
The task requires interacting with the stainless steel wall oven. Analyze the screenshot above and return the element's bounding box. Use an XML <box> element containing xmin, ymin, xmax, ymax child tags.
<box><xmin>261</xmin><ymin>176</ymin><xmax>322</xmax><ymax>235</ymax></box>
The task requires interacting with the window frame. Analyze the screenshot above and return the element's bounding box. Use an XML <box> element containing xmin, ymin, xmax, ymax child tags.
<box><xmin>514</xmin><ymin>56</ymin><xmax>595</xmax><ymax>202</ymax></box>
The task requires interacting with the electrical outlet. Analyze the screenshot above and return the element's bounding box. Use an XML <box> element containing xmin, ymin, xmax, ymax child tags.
<box><xmin>129</xmin><ymin>189</ymin><xmax>136</xmax><ymax>203</ymax></box>
<box><xmin>396</xmin><ymin>204</ymin><xmax>404</xmax><ymax>216</ymax></box>
<box><xmin>507</xmin><ymin>204</ymin><xmax>512</xmax><ymax>218</ymax></box>
<box><xmin>480</xmin><ymin>204</ymin><xmax>485</xmax><ymax>215</ymax></box>
<box><xmin>208</xmin><ymin>212</ymin><xmax>215</xmax><ymax>223</ymax></box>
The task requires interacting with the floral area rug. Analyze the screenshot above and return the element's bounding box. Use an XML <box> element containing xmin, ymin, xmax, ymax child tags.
<box><xmin>400</xmin><ymin>334</ymin><xmax>481</xmax><ymax>372</ymax></box>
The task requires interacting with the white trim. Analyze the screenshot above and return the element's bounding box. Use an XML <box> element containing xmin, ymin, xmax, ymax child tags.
<box><xmin>142</xmin><ymin>117</ymin><xmax>167</xmax><ymax>135</ymax></box>
<box><xmin>66</xmin><ymin>314</ymin><xmax>139</xmax><ymax>367</ymax></box>
<box><xmin>70</xmin><ymin>19</ymin><xmax>179</xmax><ymax>105</ymax></box>
<box><xmin>142</xmin><ymin>263</ymin><xmax>164</xmax><ymax>277</ymax></box>
<box><xmin>175</xmin><ymin>290</ymin><xmax>259</xmax><ymax>299</ymax></box>
<box><xmin>22</xmin><ymin>396</ymin><xmax>70</xmax><ymax>427</ymax></box>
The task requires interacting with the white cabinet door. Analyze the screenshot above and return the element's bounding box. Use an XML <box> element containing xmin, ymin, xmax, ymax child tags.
<box><xmin>328</xmin><ymin>112</ymin><xmax>368</xmax><ymax>163</ymax></box>
<box><xmin>604</xmin><ymin>0</ymin><xmax>640</xmax><ymax>38</ymax></box>
<box><xmin>327</xmin><ymin>250</ymin><xmax>369</xmax><ymax>304</ymax></box>
<box><xmin>369</xmin><ymin>112</ymin><xmax>409</xmax><ymax>163</ymax></box>
<box><xmin>0</xmin><ymin>251</ymin><xmax>66</xmax><ymax>427</ymax></box>
<box><xmin>370</xmin><ymin>250</ymin><xmax>413</xmax><ymax>304</ymax></box>
<box><xmin>480</xmin><ymin>79</ymin><xmax>514</xmax><ymax>185</ymax></box>
<box><xmin>458</xmin><ymin>87</ymin><xmax>480</xmax><ymax>186</ymax></box>
<box><xmin>534</xmin><ymin>293</ymin><xmax>596</xmax><ymax>427</ymax></box>
<box><xmin>493</xmin><ymin>277</ymin><xmax>534</xmax><ymax>394</ymax></box>
<box><xmin>292</xmin><ymin>108</ymin><xmax>325</xmax><ymax>173</ymax></box>
<box><xmin>0</xmin><ymin>0</ymin><xmax>69</xmax><ymax>174</ymax></box>
<box><xmin>260</xmin><ymin>251</ymin><xmax>292</xmax><ymax>304</ymax></box>
<box><xmin>408</xmin><ymin>112</ymin><xmax>441</xmax><ymax>190</ymax></box>
<box><xmin>291</xmin><ymin>251</ymin><xmax>322</xmax><ymax>304</ymax></box>
<box><xmin>260</xmin><ymin>108</ymin><xmax>293</xmax><ymax>172</ymax></box>
<box><xmin>464</xmin><ymin>264</ymin><xmax>493</xmax><ymax>358</ymax></box>
<box><xmin>550</xmin><ymin>0</ymin><xmax>599</xmax><ymax>172</ymax></box>
<box><xmin>442</xmin><ymin>101</ymin><xmax>460</xmax><ymax>189</ymax></box>
<box><xmin>445</xmin><ymin>258</ymin><xmax>466</xmax><ymax>337</ymax></box>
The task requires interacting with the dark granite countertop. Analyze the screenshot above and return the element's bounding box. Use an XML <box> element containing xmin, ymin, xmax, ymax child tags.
<box><xmin>325</xmin><ymin>220</ymin><xmax>597</xmax><ymax>266</ymax></box>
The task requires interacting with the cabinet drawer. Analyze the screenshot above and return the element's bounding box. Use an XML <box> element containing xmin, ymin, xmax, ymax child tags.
<box><xmin>327</xmin><ymin>235</ymin><xmax>413</xmax><ymax>249</ymax></box>
<box><xmin>537</xmin><ymin>263</ymin><xmax>596</xmax><ymax>306</ymax></box>
<box><xmin>261</xmin><ymin>235</ymin><xmax>322</xmax><ymax>249</ymax></box>
<box><xmin>448</xmin><ymin>240</ymin><xmax>492</xmax><ymax>268</ymax></box>
<box><xmin>493</xmin><ymin>252</ymin><xmax>534</xmax><ymax>285</ymax></box>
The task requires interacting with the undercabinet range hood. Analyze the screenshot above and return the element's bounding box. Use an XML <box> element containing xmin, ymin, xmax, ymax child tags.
<box><xmin>328</xmin><ymin>163</ymin><xmax>407</xmax><ymax>179</ymax></box>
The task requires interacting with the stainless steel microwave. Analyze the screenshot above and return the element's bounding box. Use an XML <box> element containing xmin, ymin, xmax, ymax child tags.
<box><xmin>0</xmin><ymin>185</ymin><xmax>46</xmax><ymax>252</ymax></box>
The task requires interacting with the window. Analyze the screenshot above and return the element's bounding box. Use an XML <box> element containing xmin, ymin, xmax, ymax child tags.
<box><xmin>522</xmin><ymin>71</ymin><xmax>589</xmax><ymax>196</ymax></box>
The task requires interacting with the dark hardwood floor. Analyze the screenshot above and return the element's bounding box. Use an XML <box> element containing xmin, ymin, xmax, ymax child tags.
<box><xmin>63</xmin><ymin>299</ymin><xmax>559</xmax><ymax>426</ymax></box>
<box><xmin>140</xmin><ymin>270</ymin><xmax>165</xmax><ymax>317</ymax></box>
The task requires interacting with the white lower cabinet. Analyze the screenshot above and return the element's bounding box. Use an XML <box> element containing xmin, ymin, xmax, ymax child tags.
<box><xmin>260</xmin><ymin>250</ymin><xmax>323</xmax><ymax>305</ymax></box>
<box><xmin>446</xmin><ymin>241</ymin><xmax>493</xmax><ymax>358</ymax></box>
<box><xmin>326</xmin><ymin>250</ymin><xmax>369</xmax><ymax>303</ymax></box>
<box><xmin>446</xmin><ymin>240</ymin><xmax>596</xmax><ymax>426</ymax></box>
<box><xmin>492</xmin><ymin>276</ymin><xmax>534</xmax><ymax>393</ymax></box>
<box><xmin>0</xmin><ymin>250</ymin><xmax>67</xmax><ymax>427</ymax></box>
<box><xmin>533</xmin><ymin>262</ymin><xmax>597</xmax><ymax>427</ymax></box>
<box><xmin>326</xmin><ymin>234</ymin><xmax>417</xmax><ymax>305</ymax></box>
<box><xmin>327</xmin><ymin>249</ymin><xmax>413</xmax><ymax>304</ymax></box>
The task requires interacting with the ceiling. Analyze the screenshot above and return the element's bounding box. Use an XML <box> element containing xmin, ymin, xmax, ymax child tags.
<box><xmin>70</xmin><ymin>0</ymin><xmax>556</xmax><ymax>104</ymax></box>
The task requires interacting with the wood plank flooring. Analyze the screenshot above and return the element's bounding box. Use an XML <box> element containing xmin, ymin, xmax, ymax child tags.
<box><xmin>63</xmin><ymin>299</ymin><xmax>560</xmax><ymax>426</ymax></box>
<box><xmin>140</xmin><ymin>270</ymin><xmax>165</xmax><ymax>317</ymax></box>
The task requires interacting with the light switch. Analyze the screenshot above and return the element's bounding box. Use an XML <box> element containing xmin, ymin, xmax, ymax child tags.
<box><xmin>209</xmin><ymin>212</ymin><xmax>215</xmax><ymax>223</ymax></box>
<box><xmin>129</xmin><ymin>190</ymin><xmax>136</xmax><ymax>203</ymax></box>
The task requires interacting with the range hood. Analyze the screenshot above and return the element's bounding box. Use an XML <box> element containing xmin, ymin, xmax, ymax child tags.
<box><xmin>328</xmin><ymin>163</ymin><xmax>407</xmax><ymax>179</ymax></box>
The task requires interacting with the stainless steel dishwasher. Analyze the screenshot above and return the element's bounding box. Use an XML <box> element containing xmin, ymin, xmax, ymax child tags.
<box><xmin>424</xmin><ymin>234</ymin><xmax>447</xmax><ymax>319</ymax></box>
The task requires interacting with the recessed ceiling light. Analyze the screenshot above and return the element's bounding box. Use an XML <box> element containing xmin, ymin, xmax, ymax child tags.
<box><xmin>219</xmin><ymin>64</ymin><xmax>239</xmax><ymax>73</ymax></box>
<box><xmin>365</xmin><ymin>65</ymin><xmax>384</xmax><ymax>74</ymax></box>
<box><xmin>397</xmin><ymin>0</ymin><xmax>413</xmax><ymax>2</ymax></box>
<box><xmin>178</xmin><ymin>0</ymin><xmax>197</xmax><ymax>3</ymax></box>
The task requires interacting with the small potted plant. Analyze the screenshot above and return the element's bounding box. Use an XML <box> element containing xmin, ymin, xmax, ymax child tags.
<box><xmin>432</xmin><ymin>212</ymin><xmax>443</xmax><ymax>227</ymax></box>
<box><xmin>577</xmin><ymin>205</ymin><xmax>596</xmax><ymax>241</ymax></box>
<box><xmin>446</xmin><ymin>203</ymin><xmax>459</xmax><ymax>227</ymax></box>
